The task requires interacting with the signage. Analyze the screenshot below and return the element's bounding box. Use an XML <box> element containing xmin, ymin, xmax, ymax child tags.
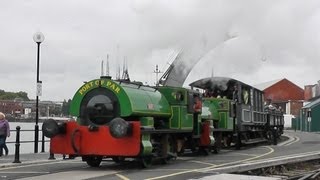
<box><xmin>37</xmin><ymin>82</ymin><xmax>42</xmax><ymax>96</ymax></box>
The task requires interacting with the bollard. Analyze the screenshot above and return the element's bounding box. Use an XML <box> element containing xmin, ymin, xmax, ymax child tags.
<box><xmin>273</xmin><ymin>127</ymin><xmax>278</xmax><ymax>145</ymax></box>
<box><xmin>48</xmin><ymin>147</ymin><xmax>55</xmax><ymax>160</ymax></box>
<box><xmin>34</xmin><ymin>124</ymin><xmax>39</xmax><ymax>153</ymax></box>
<box><xmin>13</xmin><ymin>126</ymin><xmax>21</xmax><ymax>163</ymax></box>
<box><xmin>41</xmin><ymin>132</ymin><xmax>45</xmax><ymax>153</ymax></box>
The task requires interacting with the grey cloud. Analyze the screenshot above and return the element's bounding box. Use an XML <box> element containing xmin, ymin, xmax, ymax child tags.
<box><xmin>0</xmin><ymin>0</ymin><xmax>319</xmax><ymax>101</ymax></box>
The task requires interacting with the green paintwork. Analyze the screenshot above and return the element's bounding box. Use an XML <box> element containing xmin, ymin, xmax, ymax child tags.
<box><xmin>193</xmin><ymin>114</ymin><xmax>202</xmax><ymax>135</ymax></box>
<box><xmin>69</xmin><ymin>79</ymin><xmax>171</xmax><ymax>118</ymax></box>
<box><xmin>300</xmin><ymin>104</ymin><xmax>320</xmax><ymax>132</ymax></box>
<box><xmin>141</xmin><ymin>134</ymin><xmax>153</xmax><ymax>155</ymax></box>
<box><xmin>157</xmin><ymin>87</ymin><xmax>188</xmax><ymax>105</ymax></box>
<box><xmin>140</xmin><ymin>117</ymin><xmax>154</xmax><ymax>127</ymax></box>
<box><xmin>180</xmin><ymin>106</ymin><xmax>193</xmax><ymax>129</ymax></box>
<box><xmin>169</xmin><ymin>106</ymin><xmax>193</xmax><ymax>130</ymax></box>
<box><xmin>157</xmin><ymin>87</ymin><xmax>193</xmax><ymax>130</ymax></box>
<box><xmin>170</xmin><ymin>106</ymin><xmax>180</xmax><ymax>129</ymax></box>
<box><xmin>202</xmin><ymin>98</ymin><xmax>233</xmax><ymax>130</ymax></box>
<box><xmin>139</xmin><ymin>117</ymin><xmax>154</xmax><ymax>155</ymax></box>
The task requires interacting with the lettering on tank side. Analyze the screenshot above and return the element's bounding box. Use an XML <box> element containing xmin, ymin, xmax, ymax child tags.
<box><xmin>78</xmin><ymin>80</ymin><xmax>121</xmax><ymax>96</ymax></box>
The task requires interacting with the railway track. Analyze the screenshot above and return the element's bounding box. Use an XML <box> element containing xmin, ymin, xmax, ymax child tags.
<box><xmin>239</xmin><ymin>160</ymin><xmax>320</xmax><ymax>180</ymax></box>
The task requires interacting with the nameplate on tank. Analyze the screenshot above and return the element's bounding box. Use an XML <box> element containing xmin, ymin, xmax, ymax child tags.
<box><xmin>78</xmin><ymin>80</ymin><xmax>121</xmax><ymax>95</ymax></box>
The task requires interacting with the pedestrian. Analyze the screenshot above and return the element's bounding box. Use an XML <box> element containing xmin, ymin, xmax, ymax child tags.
<box><xmin>232</xmin><ymin>85</ymin><xmax>239</xmax><ymax>102</ymax></box>
<box><xmin>193</xmin><ymin>94</ymin><xmax>202</xmax><ymax>113</ymax></box>
<box><xmin>0</xmin><ymin>112</ymin><xmax>10</xmax><ymax>156</ymax></box>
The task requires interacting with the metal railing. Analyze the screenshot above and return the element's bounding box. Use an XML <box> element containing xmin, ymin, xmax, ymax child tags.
<box><xmin>6</xmin><ymin>127</ymin><xmax>49</xmax><ymax>153</ymax></box>
<box><xmin>4</xmin><ymin>126</ymin><xmax>51</xmax><ymax>163</ymax></box>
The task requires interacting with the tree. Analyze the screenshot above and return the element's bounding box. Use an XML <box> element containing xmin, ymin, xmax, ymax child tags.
<box><xmin>0</xmin><ymin>89</ymin><xmax>30</xmax><ymax>100</ymax></box>
<box><xmin>62</xmin><ymin>99</ymin><xmax>72</xmax><ymax>116</ymax></box>
<box><xmin>17</xmin><ymin>91</ymin><xmax>30</xmax><ymax>101</ymax></box>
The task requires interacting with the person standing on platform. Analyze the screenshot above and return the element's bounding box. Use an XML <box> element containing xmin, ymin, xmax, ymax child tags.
<box><xmin>0</xmin><ymin>112</ymin><xmax>10</xmax><ymax>156</ymax></box>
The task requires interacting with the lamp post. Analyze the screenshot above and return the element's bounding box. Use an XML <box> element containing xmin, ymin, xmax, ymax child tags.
<box><xmin>33</xmin><ymin>32</ymin><xmax>45</xmax><ymax>153</ymax></box>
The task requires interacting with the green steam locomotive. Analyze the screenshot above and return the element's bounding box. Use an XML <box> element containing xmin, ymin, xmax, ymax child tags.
<box><xmin>42</xmin><ymin>76</ymin><xmax>283</xmax><ymax>167</ymax></box>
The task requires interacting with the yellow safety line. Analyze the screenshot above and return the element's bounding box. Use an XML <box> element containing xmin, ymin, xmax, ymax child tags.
<box><xmin>146</xmin><ymin>146</ymin><xmax>274</xmax><ymax>180</ymax></box>
<box><xmin>284</xmin><ymin>136</ymin><xmax>300</xmax><ymax>146</ymax></box>
<box><xmin>116</xmin><ymin>173</ymin><xmax>130</xmax><ymax>180</ymax></box>
<box><xmin>232</xmin><ymin>152</ymin><xmax>259</xmax><ymax>157</ymax></box>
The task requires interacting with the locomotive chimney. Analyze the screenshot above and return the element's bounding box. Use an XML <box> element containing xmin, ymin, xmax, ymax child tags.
<box><xmin>100</xmin><ymin>75</ymin><xmax>112</xmax><ymax>79</ymax></box>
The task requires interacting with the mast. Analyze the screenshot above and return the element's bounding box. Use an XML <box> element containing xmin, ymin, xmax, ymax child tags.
<box><xmin>153</xmin><ymin>65</ymin><xmax>162</xmax><ymax>86</ymax></box>
<box><xmin>101</xmin><ymin>60</ymin><xmax>104</xmax><ymax>76</ymax></box>
<box><xmin>106</xmin><ymin>54</ymin><xmax>110</xmax><ymax>76</ymax></box>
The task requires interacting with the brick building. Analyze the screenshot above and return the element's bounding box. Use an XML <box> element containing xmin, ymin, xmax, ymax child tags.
<box><xmin>0</xmin><ymin>99</ymin><xmax>63</xmax><ymax>119</ymax></box>
<box><xmin>304</xmin><ymin>81</ymin><xmax>320</xmax><ymax>101</ymax></box>
<box><xmin>254</xmin><ymin>78</ymin><xmax>304</xmax><ymax>117</ymax></box>
<box><xmin>0</xmin><ymin>100</ymin><xmax>23</xmax><ymax>116</ymax></box>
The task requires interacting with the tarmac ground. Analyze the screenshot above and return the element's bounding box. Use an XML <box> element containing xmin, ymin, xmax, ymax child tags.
<box><xmin>0</xmin><ymin>132</ymin><xmax>291</xmax><ymax>168</ymax></box>
<box><xmin>0</xmin><ymin>152</ymin><xmax>64</xmax><ymax>168</ymax></box>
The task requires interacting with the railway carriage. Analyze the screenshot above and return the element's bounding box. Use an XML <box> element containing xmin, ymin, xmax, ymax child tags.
<box><xmin>190</xmin><ymin>77</ymin><xmax>284</xmax><ymax>149</ymax></box>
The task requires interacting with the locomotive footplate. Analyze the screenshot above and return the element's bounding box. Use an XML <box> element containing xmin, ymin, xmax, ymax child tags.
<box><xmin>141</xmin><ymin>127</ymin><xmax>193</xmax><ymax>134</ymax></box>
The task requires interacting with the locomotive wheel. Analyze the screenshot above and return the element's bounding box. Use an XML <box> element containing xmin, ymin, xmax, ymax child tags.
<box><xmin>140</xmin><ymin>156</ymin><xmax>152</xmax><ymax>168</ymax></box>
<box><xmin>161</xmin><ymin>157</ymin><xmax>170</xmax><ymax>164</ymax></box>
<box><xmin>176</xmin><ymin>139</ymin><xmax>185</xmax><ymax>156</ymax></box>
<box><xmin>213</xmin><ymin>132</ymin><xmax>222</xmax><ymax>154</ymax></box>
<box><xmin>198</xmin><ymin>147</ymin><xmax>210</xmax><ymax>156</ymax></box>
<box><xmin>161</xmin><ymin>136</ymin><xmax>177</xmax><ymax>164</ymax></box>
<box><xmin>112</xmin><ymin>157</ymin><xmax>125</xmax><ymax>163</ymax></box>
<box><xmin>226</xmin><ymin>136</ymin><xmax>232</xmax><ymax>147</ymax></box>
<box><xmin>235</xmin><ymin>132</ymin><xmax>242</xmax><ymax>150</ymax></box>
<box><xmin>266</xmin><ymin>130</ymin><xmax>274</xmax><ymax>145</ymax></box>
<box><xmin>212</xmin><ymin>145</ymin><xmax>220</xmax><ymax>154</ymax></box>
<box><xmin>86</xmin><ymin>156</ymin><xmax>103</xmax><ymax>167</ymax></box>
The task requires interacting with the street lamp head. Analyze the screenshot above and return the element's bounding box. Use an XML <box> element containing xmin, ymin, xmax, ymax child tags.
<box><xmin>33</xmin><ymin>32</ymin><xmax>45</xmax><ymax>43</ymax></box>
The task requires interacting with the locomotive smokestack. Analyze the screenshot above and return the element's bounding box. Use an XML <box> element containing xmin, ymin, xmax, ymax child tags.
<box><xmin>100</xmin><ymin>75</ymin><xmax>112</xmax><ymax>79</ymax></box>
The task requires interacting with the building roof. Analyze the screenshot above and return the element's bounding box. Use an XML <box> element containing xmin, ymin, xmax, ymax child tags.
<box><xmin>253</xmin><ymin>79</ymin><xmax>283</xmax><ymax>91</ymax></box>
<box><xmin>303</xmin><ymin>97</ymin><xmax>320</xmax><ymax>109</ymax></box>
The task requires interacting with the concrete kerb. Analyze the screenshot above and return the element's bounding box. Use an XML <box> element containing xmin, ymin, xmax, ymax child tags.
<box><xmin>0</xmin><ymin>153</ymin><xmax>65</xmax><ymax>168</ymax></box>
<box><xmin>202</xmin><ymin>151</ymin><xmax>320</xmax><ymax>174</ymax></box>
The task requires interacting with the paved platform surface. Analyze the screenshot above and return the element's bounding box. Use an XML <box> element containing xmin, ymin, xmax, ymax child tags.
<box><xmin>192</xmin><ymin>174</ymin><xmax>280</xmax><ymax>180</ymax></box>
<box><xmin>0</xmin><ymin>153</ymin><xmax>64</xmax><ymax>168</ymax></box>
<box><xmin>0</xmin><ymin>130</ymin><xmax>293</xmax><ymax>169</ymax></box>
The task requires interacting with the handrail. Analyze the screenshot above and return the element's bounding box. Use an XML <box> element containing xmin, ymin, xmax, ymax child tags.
<box><xmin>5</xmin><ymin>127</ymin><xmax>50</xmax><ymax>155</ymax></box>
<box><xmin>6</xmin><ymin>129</ymin><xmax>49</xmax><ymax>145</ymax></box>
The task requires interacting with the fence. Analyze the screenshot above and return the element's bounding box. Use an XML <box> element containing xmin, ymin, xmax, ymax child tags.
<box><xmin>3</xmin><ymin>125</ymin><xmax>53</xmax><ymax>163</ymax></box>
<box><xmin>6</xmin><ymin>126</ymin><xmax>49</xmax><ymax>153</ymax></box>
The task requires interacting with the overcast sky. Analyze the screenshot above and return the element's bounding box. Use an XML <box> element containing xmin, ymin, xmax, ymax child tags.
<box><xmin>1</xmin><ymin>0</ymin><xmax>320</xmax><ymax>101</ymax></box>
